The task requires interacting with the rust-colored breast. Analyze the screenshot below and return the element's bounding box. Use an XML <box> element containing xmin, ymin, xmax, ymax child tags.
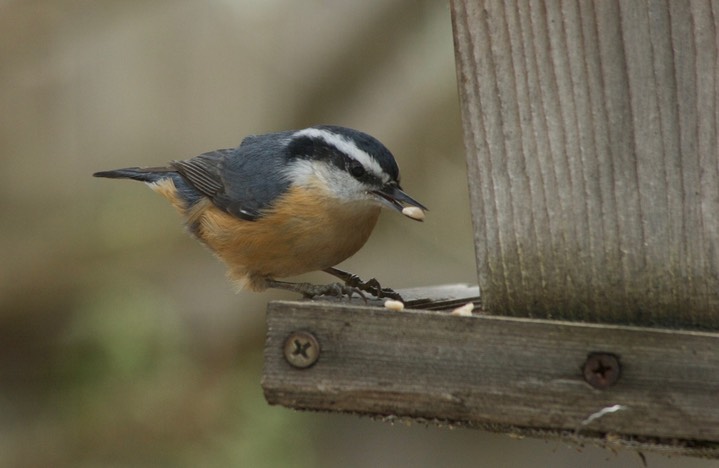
<box><xmin>149</xmin><ymin>177</ymin><xmax>381</xmax><ymax>290</ymax></box>
<box><xmin>200</xmin><ymin>186</ymin><xmax>379</xmax><ymax>289</ymax></box>
<box><xmin>198</xmin><ymin>186</ymin><xmax>380</xmax><ymax>289</ymax></box>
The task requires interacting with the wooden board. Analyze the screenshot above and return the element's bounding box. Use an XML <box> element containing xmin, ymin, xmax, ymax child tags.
<box><xmin>263</xmin><ymin>299</ymin><xmax>719</xmax><ymax>457</ymax></box>
<box><xmin>451</xmin><ymin>0</ymin><xmax>719</xmax><ymax>328</ymax></box>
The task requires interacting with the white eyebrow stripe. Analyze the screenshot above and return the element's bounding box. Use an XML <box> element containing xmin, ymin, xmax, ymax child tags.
<box><xmin>293</xmin><ymin>128</ymin><xmax>388</xmax><ymax>182</ymax></box>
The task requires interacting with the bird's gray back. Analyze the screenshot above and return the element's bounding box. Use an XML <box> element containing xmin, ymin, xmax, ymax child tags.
<box><xmin>173</xmin><ymin>131</ymin><xmax>294</xmax><ymax>221</ymax></box>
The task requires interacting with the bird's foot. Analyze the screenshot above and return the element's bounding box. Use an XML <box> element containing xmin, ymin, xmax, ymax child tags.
<box><xmin>323</xmin><ymin>267</ymin><xmax>403</xmax><ymax>301</ymax></box>
<box><xmin>265</xmin><ymin>279</ymin><xmax>367</xmax><ymax>301</ymax></box>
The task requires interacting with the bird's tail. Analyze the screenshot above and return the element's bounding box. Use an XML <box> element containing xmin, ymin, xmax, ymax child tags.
<box><xmin>93</xmin><ymin>166</ymin><xmax>174</xmax><ymax>183</ymax></box>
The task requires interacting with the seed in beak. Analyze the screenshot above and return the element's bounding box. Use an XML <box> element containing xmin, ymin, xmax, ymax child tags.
<box><xmin>401</xmin><ymin>206</ymin><xmax>425</xmax><ymax>221</ymax></box>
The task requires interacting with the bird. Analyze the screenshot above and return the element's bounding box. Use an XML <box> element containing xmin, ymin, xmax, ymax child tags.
<box><xmin>93</xmin><ymin>125</ymin><xmax>427</xmax><ymax>300</ymax></box>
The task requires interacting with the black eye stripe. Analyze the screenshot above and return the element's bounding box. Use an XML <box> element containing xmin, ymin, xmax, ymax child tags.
<box><xmin>290</xmin><ymin>136</ymin><xmax>370</xmax><ymax>176</ymax></box>
<box><xmin>289</xmin><ymin>136</ymin><xmax>345</xmax><ymax>165</ymax></box>
<box><xmin>288</xmin><ymin>133</ymin><xmax>394</xmax><ymax>188</ymax></box>
<box><xmin>290</xmin><ymin>126</ymin><xmax>401</xmax><ymax>182</ymax></box>
<box><xmin>348</xmin><ymin>160</ymin><xmax>366</xmax><ymax>178</ymax></box>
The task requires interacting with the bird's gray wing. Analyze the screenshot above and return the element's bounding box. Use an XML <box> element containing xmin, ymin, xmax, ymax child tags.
<box><xmin>171</xmin><ymin>134</ymin><xmax>292</xmax><ymax>221</ymax></box>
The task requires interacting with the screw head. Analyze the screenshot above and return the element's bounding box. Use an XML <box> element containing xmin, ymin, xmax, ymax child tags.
<box><xmin>283</xmin><ymin>331</ymin><xmax>320</xmax><ymax>369</ymax></box>
<box><xmin>583</xmin><ymin>352</ymin><xmax>621</xmax><ymax>389</ymax></box>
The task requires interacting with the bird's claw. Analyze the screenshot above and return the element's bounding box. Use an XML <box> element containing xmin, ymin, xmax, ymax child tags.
<box><xmin>308</xmin><ymin>282</ymin><xmax>367</xmax><ymax>302</ymax></box>
<box><xmin>342</xmin><ymin>274</ymin><xmax>403</xmax><ymax>301</ymax></box>
<box><xmin>273</xmin><ymin>269</ymin><xmax>404</xmax><ymax>302</ymax></box>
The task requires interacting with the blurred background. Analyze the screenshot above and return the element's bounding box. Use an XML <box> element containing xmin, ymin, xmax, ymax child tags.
<box><xmin>0</xmin><ymin>1</ymin><xmax>713</xmax><ymax>466</ymax></box>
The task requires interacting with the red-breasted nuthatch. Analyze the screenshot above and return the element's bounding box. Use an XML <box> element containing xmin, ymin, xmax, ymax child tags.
<box><xmin>94</xmin><ymin>126</ymin><xmax>427</xmax><ymax>299</ymax></box>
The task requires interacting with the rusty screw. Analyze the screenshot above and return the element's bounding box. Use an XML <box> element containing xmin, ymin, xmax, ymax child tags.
<box><xmin>283</xmin><ymin>331</ymin><xmax>320</xmax><ymax>369</ymax></box>
<box><xmin>583</xmin><ymin>352</ymin><xmax>621</xmax><ymax>389</ymax></box>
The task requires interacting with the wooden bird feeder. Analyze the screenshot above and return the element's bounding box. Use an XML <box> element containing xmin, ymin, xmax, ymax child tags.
<box><xmin>263</xmin><ymin>0</ymin><xmax>719</xmax><ymax>457</ymax></box>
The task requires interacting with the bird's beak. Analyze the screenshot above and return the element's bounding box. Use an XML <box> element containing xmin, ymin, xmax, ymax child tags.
<box><xmin>372</xmin><ymin>184</ymin><xmax>428</xmax><ymax>221</ymax></box>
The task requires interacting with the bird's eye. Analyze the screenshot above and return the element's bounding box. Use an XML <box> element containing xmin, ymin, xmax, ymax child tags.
<box><xmin>349</xmin><ymin>161</ymin><xmax>366</xmax><ymax>178</ymax></box>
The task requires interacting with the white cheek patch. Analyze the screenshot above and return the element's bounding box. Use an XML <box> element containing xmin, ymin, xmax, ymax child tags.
<box><xmin>293</xmin><ymin>128</ymin><xmax>389</xmax><ymax>183</ymax></box>
<box><xmin>282</xmin><ymin>159</ymin><xmax>318</xmax><ymax>187</ymax></box>
<box><xmin>283</xmin><ymin>160</ymin><xmax>371</xmax><ymax>202</ymax></box>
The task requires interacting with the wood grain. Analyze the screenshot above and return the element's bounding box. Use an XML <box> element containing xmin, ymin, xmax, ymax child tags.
<box><xmin>451</xmin><ymin>0</ymin><xmax>719</xmax><ymax>328</ymax></box>
<box><xmin>262</xmin><ymin>300</ymin><xmax>719</xmax><ymax>455</ymax></box>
